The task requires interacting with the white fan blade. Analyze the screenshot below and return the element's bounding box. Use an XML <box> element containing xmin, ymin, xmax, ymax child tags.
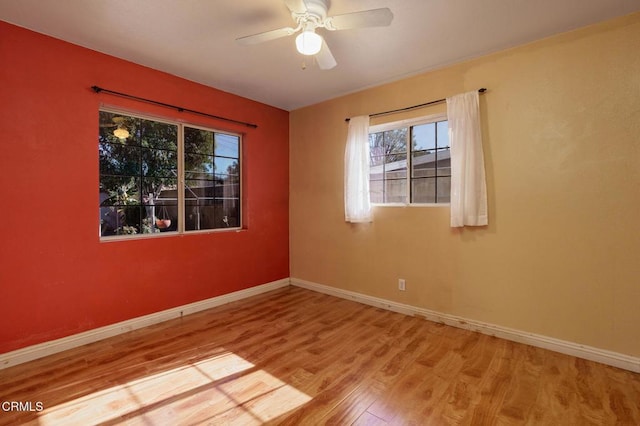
<box><xmin>236</xmin><ymin>27</ymin><xmax>297</xmax><ymax>45</ymax></box>
<box><xmin>316</xmin><ymin>39</ymin><xmax>337</xmax><ymax>70</ymax></box>
<box><xmin>284</xmin><ymin>0</ymin><xmax>307</xmax><ymax>14</ymax></box>
<box><xmin>325</xmin><ymin>8</ymin><xmax>393</xmax><ymax>31</ymax></box>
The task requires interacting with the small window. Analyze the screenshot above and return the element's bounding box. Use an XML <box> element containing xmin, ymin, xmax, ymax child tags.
<box><xmin>369</xmin><ymin>115</ymin><xmax>450</xmax><ymax>204</ymax></box>
<box><xmin>99</xmin><ymin>110</ymin><xmax>241</xmax><ymax>239</ymax></box>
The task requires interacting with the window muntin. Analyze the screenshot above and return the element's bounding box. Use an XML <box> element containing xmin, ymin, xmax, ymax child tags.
<box><xmin>369</xmin><ymin>115</ymin><xmax>450</xmax><ymax>205</ymax></box>
<box><xmin>98</xmin><ymin>110</ymin><xmax>241</xmax><ymax>239</ymax></box>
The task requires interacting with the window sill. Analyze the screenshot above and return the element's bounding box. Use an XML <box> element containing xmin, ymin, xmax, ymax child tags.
<box><xmin>100</xmin><ymin>227</ymin><xmax>244</xmax><ymax>242</ymax></box>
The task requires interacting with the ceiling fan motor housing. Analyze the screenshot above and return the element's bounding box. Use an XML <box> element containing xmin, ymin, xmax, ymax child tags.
<box><xmin>292</xmin><ymin>0</ymin><xmax>328</xmax><ymax>28</ymax></box>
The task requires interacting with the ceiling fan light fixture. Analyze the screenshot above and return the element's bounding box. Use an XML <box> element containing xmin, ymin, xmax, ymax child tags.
<box><xmin>236</xmin><ymin>1</ymin><xmax>394</xmax><ymax>69</ymax></box>
<box><xmin>295</xmin><ymin>30</ymin><xmax>322</xmax><ymax>55</ymax></box>
<box><xmin>113</xmin><ymin>126</ymin><xmax>130</xmax><ymax>140</ymax></box>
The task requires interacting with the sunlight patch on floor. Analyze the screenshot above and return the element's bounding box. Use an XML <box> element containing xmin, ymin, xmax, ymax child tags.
<box><xmin>37</xmin><ymin>351</ymin><xmax>311</xmax><ymax>425</ymax></box>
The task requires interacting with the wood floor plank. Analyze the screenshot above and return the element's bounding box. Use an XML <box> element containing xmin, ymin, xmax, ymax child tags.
<box><xmin>1</xmin><ymin>286</ymin><xmax>639</xmax><ymax>425</ymax></box>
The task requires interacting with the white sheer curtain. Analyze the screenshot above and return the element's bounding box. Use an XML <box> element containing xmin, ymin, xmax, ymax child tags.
<box><xmin>447</xmin><ymin>91</ymin><xmax>488</xmax><ymax>227</ymax></box>
<box><xmin>344</xmin><ymin>115</ymin><xmax>372</xmax><ymax>223</ymax></box>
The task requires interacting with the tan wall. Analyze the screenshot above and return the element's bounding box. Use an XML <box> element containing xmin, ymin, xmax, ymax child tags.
<box><xmin>289</xmin><ymin>13</ymin><xmax>640</xmax><ymax>357</ymax></box>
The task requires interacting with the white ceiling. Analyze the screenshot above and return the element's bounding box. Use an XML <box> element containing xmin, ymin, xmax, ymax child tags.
<box><xmin>1</xmin><ymin>0</ymin><xmax>638</xmax><ymax>111</ymax></box>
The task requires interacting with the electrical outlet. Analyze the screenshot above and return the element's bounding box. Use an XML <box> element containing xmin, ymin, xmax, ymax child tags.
<box><xmin>398</xmin><ymin>279</ymin><xmax>406</xmax><ymax>291</ymax></box>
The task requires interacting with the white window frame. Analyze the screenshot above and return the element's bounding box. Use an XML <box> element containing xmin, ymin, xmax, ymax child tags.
<box><xmin>98</xmin><ymin>108</ymin><xmax>242</xmax><ymax>241</ymax></box>
<box><xmin>369</xmin><ymin>113</ymin><xmax>449</xmax><ymax>207</ymax></box>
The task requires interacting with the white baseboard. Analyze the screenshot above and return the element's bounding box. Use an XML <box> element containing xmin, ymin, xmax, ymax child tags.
<box><xmin>5</xmin><ymin>277</ymin><xmax>638</xmax><ymax>374</ymax></box>
<box><xmin>0</xmin><ymin>278</ymin><xmax>290</xmax><ymax>370</ymax></box>
<box><xmin>290</xmin><ymin>278</ymin><xmax>640</xmax><ymax>373</ymax></box>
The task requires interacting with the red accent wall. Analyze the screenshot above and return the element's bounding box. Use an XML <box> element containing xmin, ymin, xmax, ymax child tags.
<box><xmin>0</xmin><ymin>21</ymin><xmax>289</xmax><ymax>354</ymax></box>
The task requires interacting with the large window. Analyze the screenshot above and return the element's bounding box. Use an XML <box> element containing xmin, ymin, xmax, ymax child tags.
<box><xmin>369</xmin><ymin>115</ymin><xmax>450</xmax><ymax>204</ymax></box>
<box><xmin>99</xmin><ymin>110</ymin><xmax>241</xmax><ymax>239</ymax></box>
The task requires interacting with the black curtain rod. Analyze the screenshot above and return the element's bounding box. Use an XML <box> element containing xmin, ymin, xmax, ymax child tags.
<box><xmin>91</xmin><ymin>86</ymin><xmax>258</xmax><ymax>129</ymax></box>
<box><xmin>345</xmin><ymin>88</ymin><xmax>487</xmax><ymax>122</ymax></box>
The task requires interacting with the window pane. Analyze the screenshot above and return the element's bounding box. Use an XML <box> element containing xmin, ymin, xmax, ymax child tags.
<box><xmin>185</xmin><ymin>171</ymin><xmax>214</xmax><ymax>181</ymax></box>
<box><xmin>385</xmin><ymin>153</ymin><xmax>406</xmax><ymax>180</ymax></box>
<box><xmin>369</xmin><ymin>132</ymin><xmax>384</xmax><ymax>154</ymax></box>
<box><xmin>152</xmin><ymin>202</ymin><xmax>178</xmax><ymax>232</ymax></box>
<box><xmin>100</xmin><ymin>205</ymin><xmax>145</xmax><ymax>236</ymax></box>
<box><xmin>134</xmin><ymin>118</ymin><xmax>177</xmax><ymax>150</ymax></box>
<box><xmin>436</xmin><ymin>147</ymin><xmax>451</xmax><ymax>177</ymax></box>
<box><xmin>369</xmin><ymin>179</ymin><xmax>384</xmax><ymax>203</ymax></box>
<box><xmin>215</xmin><ymin>133</ymin><xmax>239</xmax><ymax>158</ymax></box>
<box><xmin>369</xmin><ymin>171</ymin><xmax>384</xmax><ymax>184</ymax></box>
<box><xmin>385</xmin><ymin>179</ymin><xmax>406</xmax><ymax>203</ymax></box>
<box><xmin>384</xmin><ymin>129</ymin><xmax>407</xmax><ymax>154</ymax></box>
<box><xmin>99</xmin><ymin>143</ymin><xmax>141</xmax><ymax>177</ymax></box>
<box><xmin>99</xmin><ymin>112</ymin><xmax>136</xmax><ymax>145</ymax></box>
<box><xmin>370</xmin><ymin>152</ymin><xmax>385</xmax><ymax>167</ymax></box>
<box><xmin>184</xmin><ymin>201</ymin><xmax>240</xmax><ymax>231</ymax></box>
<box><xmin>215</xmin><ymin>157</ymin><xmax>239</xmax><ymax>178</ymax></box>
<box><xmin>411</xmin><ymin>177</ymin><xmax>436</xmax><ymax>203</ymax></box>
<box><xmin>437</xmin><ymin>176</ymin><xmax>451</xmax><ymax>203</ymax></box>
<box><xmin>99</xmin><ymin>176</ymin><xmax>141</xmax><ymax>207</ymax></box>
<box><xmin>369</xmin><ymin>154</ymin><xmax>385</xmax><ymax>183</ymax></box>
<box><xmin>185</xmin><ymin>152</ymin><xmax>214</xmax><ymax>173</ymax></box>
<box><xmin>99</xmin><ymin>205</ymin><xmax>124</xmax><ymax>236</ymax></box>
<box><xmin>184</xmin><ymin>178</ymin><xmax>215</xmax><ymax>231</ymax></box>
<box><xmin>185</xmin><ymin>179</ymin><xmax>215</xmax><ymax>199</ymax></box>
<box><xmin>437</xmin><ymin>121</ymin><xmax>449</xmax><ymax>148</ymax></box>
<box><xmin>413</xmin><ymin>123</ymin><xmax>435</xmax><ymax>151</ymax></box>
<box><xmin>217</xmin><ymin>198</ymin><xmax>240</xmax><ymax>228</ymax></box>
<box><xmin>185</xmin><ymin>202</ymin><xmax>216</xmax><ymax>231</ymax></box>
<box><xmin>153</xmin><ymin>183</ymin><xmax>179</xmax><ymax>233</ymax></box>
<box><xmin>411</xmin><ymin>150</ymin><xmax>436</xmax><ymax>179</ymax></box>
<box><xmin>142</xmin><ymin>148</ymin><xmax>177</xmax><ymax>177</ymax></box>
<box><xmin>218</xmin><ymin>181</ymin><xmax>240</xmax><ymax>200</ymax></box>
<box><xmin>142</xmin><ymin>178</ymin><xmax>178</xmax><ymax>201</ymax></box>
<box><xmin>184</xmin><ymin>127</ymin><xmax>214</xmax><ymax>155</ymax></box>
<box><xmin>100</xmin><ymin>175</ymin><xmax>142</xmax><ymax>236</ymax></box>
<box><xmin>120</xmin><ymin>206</ymin><xmax>145</xmax><ymax>235</ymax></box>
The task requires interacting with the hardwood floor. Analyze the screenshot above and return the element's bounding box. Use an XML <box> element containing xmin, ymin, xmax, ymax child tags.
<box><xmin>1</xmin><ymin>286</ymin><xmax>639</xmax><ymax>425</ymax></box>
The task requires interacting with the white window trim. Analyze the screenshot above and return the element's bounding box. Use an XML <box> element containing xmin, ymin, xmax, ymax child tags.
<box><xmin>369</xmin><ymin>113</ymin><xmax>447</xmax><ymax>133</ymax></box>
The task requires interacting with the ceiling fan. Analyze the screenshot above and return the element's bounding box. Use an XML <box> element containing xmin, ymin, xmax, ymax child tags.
<box><xmin>236</xmin><ymin>0</ymin><xmax>394</xmax><ymax>70</ymax></box>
